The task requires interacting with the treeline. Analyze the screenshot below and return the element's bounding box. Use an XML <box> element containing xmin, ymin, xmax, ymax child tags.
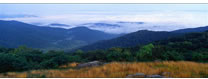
<box><xmin>78</xmin><ymin>31</ymin><xmax>208</xmax><ymax>62</ymax></box>
<box><xmin>0</xmin><ymin>31</ymin><xmax>208</xmax><ymax>73</ymax></box>
<box><xmin>0</xmin><ymin>46</ymin><xmax>72</xmax><ymax>73</ymax></box>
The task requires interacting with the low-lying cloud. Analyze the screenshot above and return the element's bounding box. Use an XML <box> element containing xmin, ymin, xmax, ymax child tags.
<box><xmin>1</xmin><ymin>11</ymin><xmax>207</xmax><ymax>34</ymax></box>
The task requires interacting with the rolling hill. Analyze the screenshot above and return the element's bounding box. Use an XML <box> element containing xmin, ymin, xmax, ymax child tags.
<box><xmin>0</xmin><ymin>20</ymin><xmax>119</xmax><ymax>50</ymax></box>
<box><xmin>172</xmin><ymin>26</ymin><xmax>208</xmax><ymax>33</ymax></box>
<box><xmin>79</xmin><ymin>30</ymin><xmax>180</xmax><ymax>51</ymax></box>
<box><xmin>79</xmin><ymin>26</ymin><xmax>208</xmax><ymax>51</ymax></box>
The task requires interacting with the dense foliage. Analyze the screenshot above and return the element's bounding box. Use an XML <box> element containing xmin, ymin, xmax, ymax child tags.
<box><xmin>0</xmin><ymin>31</ymin><xmax>208</xmax><ymax>73</ymax></box>
<box><xmin>0</xmin><ymin>46</ymin><xmax>71</xmax><ymax>73</ymax></box>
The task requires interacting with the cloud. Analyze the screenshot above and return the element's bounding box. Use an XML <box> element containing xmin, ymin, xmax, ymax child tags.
<box><xmin>1</xmin><ymin>11</ymin><xmax>207</xmax><ymax>34</ymax></box>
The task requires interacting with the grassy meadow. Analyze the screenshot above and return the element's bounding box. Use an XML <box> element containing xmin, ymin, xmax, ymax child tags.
<box><xmin>0</xmin><ymin>61</ymin><xmax>208</xmax><ymax>78</ymax></box>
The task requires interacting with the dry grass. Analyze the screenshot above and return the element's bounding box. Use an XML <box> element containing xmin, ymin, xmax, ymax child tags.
<box><xmin>0</xmin><ymin>61</ymin><xmax>208</xmax><ymax>78</ymax></box>
<box><xmin>58</xmin><ymin>62</ymin><xmax>79</xmax><ymax>68</ymax></box>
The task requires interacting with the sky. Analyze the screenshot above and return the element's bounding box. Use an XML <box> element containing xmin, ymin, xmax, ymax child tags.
<box><xmin>0</xmin><ymin>4</ymin><xmax>208</xmax><ymax>34</ymax></box>
<box><xmin>0</xmin><ymin>4</ymin><xmax>207</xmax><ymax>15</ymax></box>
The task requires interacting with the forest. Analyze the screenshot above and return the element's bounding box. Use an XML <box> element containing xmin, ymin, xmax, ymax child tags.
<box><xmin>0</xmin><ymin>31</ymin><xmax>208</xmax><ymax>73</ymax></box>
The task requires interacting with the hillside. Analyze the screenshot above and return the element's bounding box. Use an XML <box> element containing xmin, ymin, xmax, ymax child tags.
<box><xmin>0</xmin><ymin>29</ymin><xmax>208</xmax><ymax>76</ymax></box>
<box><xmin>79</xmin><ymin>26</ymin><xmax>208</xmax><ymax>51</ymax></box>
<box><xmin>73</xmin><ymin>31</ymin><xmax>208</xmax><ymax>62</ymax></box>
<box><xmin>79</xmin><ymin>30</ymin><xmax>180</xmax><ymax>51</ymax></box>
<box><xmin>172</xmin><ymin>26</ymin><xmax>208</xmax><ymax>33</ymax></box>
<box><xmin>0</xmin><ymin>20</ymin><xmax>119</xmax><ymax>50</ymax></box>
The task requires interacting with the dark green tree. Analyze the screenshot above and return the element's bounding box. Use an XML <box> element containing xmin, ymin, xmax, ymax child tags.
<box><xmin>136</xmin><ymin>44</ymin><xmax>154</xmax><ymax>61</ymax></box>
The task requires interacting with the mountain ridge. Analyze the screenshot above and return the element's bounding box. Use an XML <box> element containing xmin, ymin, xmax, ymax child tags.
<box><xmin>0</xmin><ymin>20</ymin><xmax>119</xmax><ymax>50</ymax></box>
<box><xmin>78</xmin><ymin>26</ymin><xmax>208</xmax><ymax>51</ymax></box>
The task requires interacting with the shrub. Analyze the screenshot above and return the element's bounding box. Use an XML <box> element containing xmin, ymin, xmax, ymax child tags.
<box><xmin>136</xmin><ymin>44</ymin><xmax>154</xmax><ymax>61</ymax></box>
<box><xmin>0</xmin><ymin>53</ymin><xmax>28</xmax><ymax>72</ymax></box>
<box><xmin>40</xmin><ymin>54</ymin><xmax>70</xmax><ymax>69</ymax></box>
<box><xmin>106</xmin><ymin>51</ymin><xmax>122</xmax><ymax>62</ymax></box>
<box><xmin>192</xmin><ymin>52</ymin><xmax>208</xmax><ymax>62</ymax></box>
<box><xmin>163</xmin><ymin>51</ymin><xmax>184</xmax><ymax>61</ymax></box>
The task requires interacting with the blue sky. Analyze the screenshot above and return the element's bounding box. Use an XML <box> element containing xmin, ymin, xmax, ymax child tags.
<box><xmin>0</xmin><ymin>4</ymin><xmax>207</xmax><ymax>34</ymax></box>
<box><xmin>0</xmin><ymin>4</ymin><xmax>207</xmax><ymax>15</ymax></box>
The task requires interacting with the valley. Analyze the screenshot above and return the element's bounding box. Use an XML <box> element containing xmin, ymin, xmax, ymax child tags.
<box><xmin>1</xmin><ymin>4</ymin><xmax>208</xmax><ymax>78</ymax></box>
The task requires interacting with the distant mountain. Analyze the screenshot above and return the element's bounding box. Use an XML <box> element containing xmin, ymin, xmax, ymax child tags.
<box><xmin>172</xmin><ymin>26</ymin><xmax>208</xmax><ymax>33</ymax></box>
<box><xmin>79</xmin><ymin>21</ymin><xmax>147</xmax><ymax>34</ymax></box>
<box><xmin>117</xmin><ymin>21</ymin><xmax>144</xmax><ymax>24</ymax></box>
<box><xmin>79</xmin><ymin>25</ymin><xmax>208</xmax><ymax>51</ymax></box>
<box><xmin>67</xmin><ymin>26</ymin><xmax>121</xmax><ymax>43</ymax></box>
<box><xmin>0</xmin><ymin>20</ymin><xmax>119</xmax><ymax>50</ymax></box>
<box><xmin>82</xmin><ymin>23</ymin><xmax>121</xmax><ymax>29</ymax></box>
<box><xmin>79</xmin><ymin>30</ymin><xmax>180</xmax><ymax>51</ymax></box>
<box><xmin>81</xmin><ymin>22</ymin><xmax>145</xmax><ymax>28</ymax></box>
<box><xmin>49</xmin><ymin>23</ymin><xmax>70</xmax><ymax>27</ymax></box>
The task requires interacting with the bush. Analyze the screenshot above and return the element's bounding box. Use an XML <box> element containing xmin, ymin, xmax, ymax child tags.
<box><xmin>83</xmin><ymin>50</ymin><xmax>107</xmax><ymax>62</ymax></box>
<box><xmin>121</xmin><ymin>49</ymin><xmax>135</xmax><ymax>61</ymax></box>
<box><xmin>163</xmin><ymin>51</ymin><xmax>184</xmax><ymax>61</ymax></box>
<box><xmin>0</xmin><ymin>53</ymin><xmax>28</xmax><ymax>72</ymax></box>
<box><xmin>40</xmin><ymin>54</ymin><xmax>70</xmax><ymax>69</ymax></box>
<box><xmin>136</xmin><ymin>44</ymin><xmax>154</xmax><ymax>61</ymax></box>
<box><xmin>152</xmin><ymin>45</ymin><xmax>169</xmax><ymax>60</ymax></box>
<box><xmin>40</xmin><ymin>59</ymin><xmax>59</xmax><ymax>69</ymax></box>
<box><xmin>43</xmin><ymin>50</ymin><xmax>64</xmax><ymax>59</ymax></box>
<box><xmin>192</xmin><ymin>52</ymin><xmax>208</xmax><ymax>62</ymax></box>
<box><xmin>106</xmin><ymin>51</ymin><xmax>122</xmax><ymax>62</ymax></box>
<box><xmin>67</xmin><ymin>55</ymin><xmax>82</xmax><ymax>62</ymax></box>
